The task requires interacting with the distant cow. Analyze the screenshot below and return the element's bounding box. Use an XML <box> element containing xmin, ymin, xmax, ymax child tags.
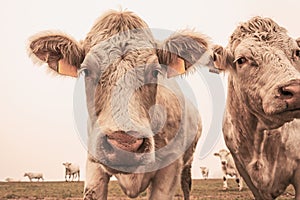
<box><xmin>24</xmin><ymin>172</ymin><xmax>44</xmax><ymax>182</ymax></box>
<box><xmin>214</xmin><ymin>149</ymin><xmax>243</xmax><ymax>191</ymax></box>
<box><xmin>63</xmin><ymin>162</ymin><xmax>80</xmax><ymax>182</ymax></box>
<box><xmin>5</xmin><ymin>177</ymin><xmax>19</xmax><ymax>182</ymax></box>
<box><xmin>213</xmin><ymin>16</ymin><xmax>300</xmax><ymax>199</ymax></box>
<box><xmin>27</xmin><ymin>10</ymin><xmax>214</xmax><ymax>199</ymax></box>
<box><xmin>200</xmin><ymin>167</ymin><xmax>209</xmax><ymax>180</ymax></box>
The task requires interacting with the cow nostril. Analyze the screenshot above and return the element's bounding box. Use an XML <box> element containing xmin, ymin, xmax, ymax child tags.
<box><xmin>221</xmin><ymin>161</ymin><xmax>226</xmax><ymax>165</ymax></box>
<box><xmin>278</xmin><ymin>86</ymin><xmax>294</xmax><ymax>99</ymax></box>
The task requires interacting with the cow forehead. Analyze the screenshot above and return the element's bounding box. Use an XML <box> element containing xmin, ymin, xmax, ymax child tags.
<box><xmin>82</xmin><ymin>31</ymin><xmax>158</xmax><ymax>74</ymax></box>
<box><xmin>233</xmin><ymin>35</ymin><xmax>297</xmax><ymax>58</ymax></box>
<box><xmin>218</xmin><ymin>150</ymin><xmax>230</xmax><ymax>157</ymax></box>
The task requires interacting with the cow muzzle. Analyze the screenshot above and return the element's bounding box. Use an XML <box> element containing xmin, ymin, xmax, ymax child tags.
<box><xmin>106</xmin><ymin>131</ymin><xmax>145</xmax><ymax>153</ymax></box>
<box><xmin>277</xmin><ymin>81</ymin><xmax>300</xmax><ymax>112</ymax></box>
<box><xmin>263</xmin><ymin>79</ymin><xmax>300</xmax><ymax>117</ymax></box>
<box><xmin>92</xmin><ymin>130</ymin><xmax>155</xmax><ymax>170</ymax></box>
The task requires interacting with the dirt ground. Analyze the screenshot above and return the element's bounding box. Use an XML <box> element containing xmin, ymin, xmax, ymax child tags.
<box><xmin>0</xmin><ymin>179</ymin><xmax>295</xmax><ymax>199</ymax></box>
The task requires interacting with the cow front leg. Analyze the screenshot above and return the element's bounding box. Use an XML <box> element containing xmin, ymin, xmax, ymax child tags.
<box><xmin>292</xmin><ymin>167</ymin><xmax>300</xmax><ymax>200</ymax></box>
<box><xmin>223</xmin><ymin>176</ymin><xmax>228</xmax><ymax>190</ymax></box>
<box><xmin>84</xmin><ymin>158</ymin><xmax>110</xmax><ymax>200</ymax></box>
<box><xmin>181</xmin><ymin>165</ymin><xmax>192</xmax><ymax>200</ymax></box>
<box><xmin>296</xmin><ymin>187</ymin><xmax>300</xmax><ymax>200</ymax></box>
<box><xmin>148</xmin><ymin>161</ymin><xmax>181</xmax><ymax>200</ymax></box>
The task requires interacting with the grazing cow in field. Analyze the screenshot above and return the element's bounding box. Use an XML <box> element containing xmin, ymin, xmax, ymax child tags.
<box><xmin>63</xmin><ymin>162</ymin><xmax>80</xmax><ymax>182</ymax></box>
<box><xmin>214</xmin><ymin>149</ymin><xmax>243</xmax><ymax>191</ymax></box>
<box><xmin>213</xmin><ymin>16</ymin><xmax>300</xmax><ymax>199</ymax></box>
<box><xmin>27</xmin><ymin>10</ymin><xmax>214</xmax><ymax>199</ymax></box>
<box><xmin>200</xmin><ymin>167</ymin><xmax>209</xmax><ymax>180</ymax></box>
<box><xmin>24</xmin><ymin>172</ymin><xmax>44</xmax><ymax>182</ymax></box>
<box><xmin>5</xmin><ymin>177</ymin><xmax>19</xmax><ymax>182</ymax></box>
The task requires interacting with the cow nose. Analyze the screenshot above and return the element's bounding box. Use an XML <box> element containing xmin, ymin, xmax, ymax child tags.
<box><xmin>278</xmin><ymin>82</ymin><xmax>300</xmax><ymax>108</ymax></box>
<box><xmin>221</xmin><ymin>161</ymin><xmax>226</xmax><ymax>165</ymax></box>
<box><xmin>106</xmin><ymin>131</ymin><xmax>144</xmax><ymax>152</ymax></box>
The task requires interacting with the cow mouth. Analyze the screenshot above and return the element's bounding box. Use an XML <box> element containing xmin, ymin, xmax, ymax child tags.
<box><xmin>264</xmin><ymin>105</ymin><xmax>300</xmax><ymax>121</ymax></box>
<box><xmin>268</xmin><ymin>100</ymin><xmax>300</xmax><ymax>115</ymax></box>
<box><xmin>275</xmin><ymin>107</ymin><xmax>300</xmax><ymax>117</ymax></box>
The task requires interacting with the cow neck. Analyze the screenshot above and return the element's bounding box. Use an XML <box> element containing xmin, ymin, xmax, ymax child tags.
<box><xmin>225</xmin><ymin>75</ymin><xmax>283</xmax><ymax>193</ymax></box>
<box><xmin>226</xmin><ymin>76</ymin><xmax>258</xmax><ymax>144</ymax></box>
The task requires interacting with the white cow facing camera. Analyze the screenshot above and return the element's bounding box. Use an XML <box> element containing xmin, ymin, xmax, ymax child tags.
<box><xmin>214</xmin><ymin>149</ymin><xmax>243</xmax><ymax>191</ymax></box>
<box><xmin>200</xmin><ymin>167</ymin><xmax>209</xmax><ymax>180</ymax></box>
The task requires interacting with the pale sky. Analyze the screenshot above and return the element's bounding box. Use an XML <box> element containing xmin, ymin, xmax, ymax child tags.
<box><xmin>0</xmin><ymin>0</ymin><xmax>299</xmax><ymax>181</ymax></box>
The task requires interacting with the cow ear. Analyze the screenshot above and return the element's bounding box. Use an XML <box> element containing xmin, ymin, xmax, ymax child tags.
<box><xmin>157</xmin><ymin>31</ymin><xmax>215</xmax><ymax>78</ymax></box>
<box><xmin>213</xmin><ymin>45</ymin><xmax>234</xmax><ymax>71</ymax></box>
<box><xmin>213</xmin><ymin>153</ymin><xmax>220</xmax><ymax>157</ymax></box>
<box><xmin>28</xmin><ymin>31</ymin><xmax>84</xmax><ymax>77</ymax></box>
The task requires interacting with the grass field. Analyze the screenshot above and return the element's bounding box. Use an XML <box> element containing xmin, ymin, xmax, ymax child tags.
<box><xmin>0</xmin><ymin>179</ymin><xmax>295</xmax><ymax>199</ymax></box>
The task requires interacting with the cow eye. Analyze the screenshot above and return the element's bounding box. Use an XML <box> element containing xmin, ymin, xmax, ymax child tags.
<box><xmin>152</xmin><ymin>68</ymin><xmax>162</xmax><ymax>78</ymax></box>
<box><xmin>235</xmin><ymin>57</ymin><xmax>247</xmax><ymax>65</ymax></box>
<box><xmin>78</xmin><ymin>67</ymin><xmax>90</xmax><ymax>77</ymax></box>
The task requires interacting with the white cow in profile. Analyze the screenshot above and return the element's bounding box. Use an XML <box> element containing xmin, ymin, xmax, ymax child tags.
<box><xmin>63</xmin><ymin>162</ymin><xmax>80</xmax><ymax>182</ymax></box>
<box><xmin>214</xmin><ymin>149</ymin><xmax>243</xmax><ymax>191</ymax></box>
<box><xmin>200</xmin><ymin>167</ymin><xmax>209</xmax><ymax>180</ymax></box>
<box><xmin>24</xmin><ymin>172</ymin><xmax>44</xmax><ymax>182</ymax></box>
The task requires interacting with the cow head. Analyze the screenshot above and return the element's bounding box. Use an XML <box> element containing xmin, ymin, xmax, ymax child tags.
<box><xmin>213</xmin><ymin>17</ymin><xmax>300</xmax><ymax>129</ymax></box>
<box><xmin>214</xmin><ymin>149</ymin><xmax>231</xmax><ymax>166</ymax></box>
<box><xmin>63</xmin><ymin>162</ymin><xmax>72</xmax><ymax>168</ymax></box>
<box><xmin>28</xmin><ymin>11</ymin><xmax>213</xmax><ymax>173</ymax></box>
<box><xmin>200</xmin><ymin>167</ymin><xmax>208</xmax><ymax>173</ymax></box>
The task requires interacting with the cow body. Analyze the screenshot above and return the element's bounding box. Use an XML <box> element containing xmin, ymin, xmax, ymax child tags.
<box><xmin>24</xmin><ymin>172</ymin><xmax>44</xmax><ymax>182</ymax></box>
<box><xmin>213</xmin><ymin>17</ymin><xmax>300</xmax><ymax>199</ymax></box>
<box><xmin>5</xmin><ymin>177</ymin><xmax>19</xmax><ymax>182</ymax></box>
<box><xmin>28</xmin><ymin>10</ymin><xmax>214</xmax><ymax>199</ymax></box>
<box><xmin>214</xmin><ymin>149</ymin><xmax>242</xmax><ymax>191</ymax></box>
<box><xmin>63</xmin><ymin>162</ymin><xmax>80</xmax><ymax>182</ymax></box>
<box><xmin>200</xmin><ymin>167</ymin><xmax>209</xmax><ymax>180</ymax></box>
